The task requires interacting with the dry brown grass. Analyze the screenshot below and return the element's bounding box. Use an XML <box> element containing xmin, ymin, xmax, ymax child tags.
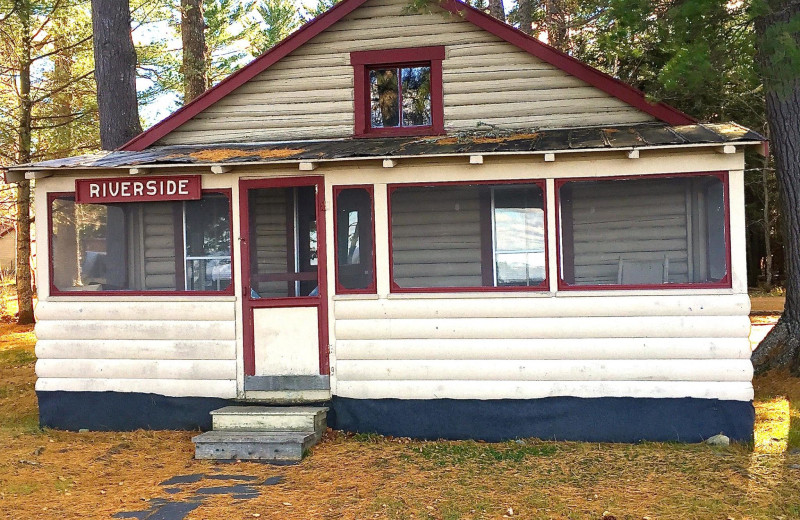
<box><xmin>1</xmin><ymin>319</ymin><xmax>800</xmax><ymax>520</ymax></box>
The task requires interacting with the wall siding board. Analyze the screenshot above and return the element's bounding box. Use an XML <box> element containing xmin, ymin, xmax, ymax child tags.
<box><xmin>333</xmin><ymin>295</ymin><xmax>750</xmax><ymax>319</ymax></box>
<box><xmin>335</xmin><ymin>316</ymin><xmax>750</xmax><ymax>340</ymax></box>
<box><xmin>336</xmin><ymin>338</ymin><xmax>752</xmax><ymax>361</ymax></box>
<box><xmin>336</xmin><ymin>381</ymin><xmax>755</xmax><ymax>401</ymax></box>
<box><xmin>35</xmin><ymin>320</ymin><xmax>234</xmax><ymax>340</ymax></box>
<box><xmin>35</xmin><ymin>339</ymin><xmax>236</xmax><ymax>361</ymax></box>
<box><xmin>335</xmin><ymin>359</ymin><xmax>753</xmax><ymax>382</ymax></box>
<box><xmin>37</xmin><ymin>359</ymin><xmax>236</xmax><ymax>381</ymax></box>
<box><xmin>157</xmin><ymin>0</ymin><xmax>653</xmax><ymax>145</ymax></box>
<box><xmin>35</xmin><ymin>378</ymin><xmax>237</xmax><ymax>399</ymax></box>
<box><xmin>35</xmin><ymin>301</ymin><xmax>236</xmax><ymax>321</ymax></box>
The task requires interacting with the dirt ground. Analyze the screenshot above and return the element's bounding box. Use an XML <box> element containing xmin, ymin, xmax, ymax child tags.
<box><xmin>1</xmin><ymin>319</ymin><xmax>800</xmax><ymax>520</ymax></box>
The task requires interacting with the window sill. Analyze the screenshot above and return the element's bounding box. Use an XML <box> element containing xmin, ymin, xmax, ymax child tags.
<box><xmin>45</xmin><ymin>295</ymin><xmax>238</xmax><ymax>302</ymax></box>
<box><xmin>386</xmin><ymin>291</ymin><xmax>556</xmax><ymax>300</ymax></box>
<box><xmin>333</xmin><ymin>293</ymin><xmax>380</xmax><ymax>301</ymax></box>
<box><xmin>552</xmin><ymin>287</ymin><xmax>741</xmax><ymax>297</ymax></box>
<box><xmin>354</xmin><ymin>126</ymin><xmax>444</xmax><ymax>138</ymax></box>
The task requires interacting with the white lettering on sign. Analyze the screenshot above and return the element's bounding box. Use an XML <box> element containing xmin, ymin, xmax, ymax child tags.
<box><xmin>75</xmin><ymin>176</ymin><xmax>202</xmax><ymax>204</ymax></box>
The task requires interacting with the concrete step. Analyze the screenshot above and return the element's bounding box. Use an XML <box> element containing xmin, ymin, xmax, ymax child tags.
<box><xmin>192</xmin><ymin>430</ymin><xmax>317</xmax><ymax>462</ymax></box>
<box><xmin>210</xmin><ymin>406</ymin><xmax>328</xmax><ymax>432</ymax></box>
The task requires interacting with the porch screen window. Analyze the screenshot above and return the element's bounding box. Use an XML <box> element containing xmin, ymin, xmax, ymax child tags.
<box><xmin>247</xmin><ymin>186</ymin><xmax>319</xmax><ymax>298</ymax></box>
<box><xmin>390</xmin><ymin>183</ymin><xmax>546</xmax><ymax>290</ymax></box>
<box><xmin>335</xmin><ymin>187</ymin><xmax>375</xmax><ymax>292</ymax></box>
<box><xmin>50</xmin><ymin>193</ymin><xmax>232</xmax><ymax>293</ymax></box>
<box><xmin>558</xmin><ymin>175</ymin><xmax>728</xmax><ymax>287</ymax></box>
<box><xmin>370</xmin><ymin>66</ymin><xmax>431</xmax><ymax>129</ymax></box>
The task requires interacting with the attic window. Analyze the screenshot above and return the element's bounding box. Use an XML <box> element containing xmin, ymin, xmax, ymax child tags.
<box><xmin>351</xmin><ymin>46</ymin><xmax>444</xmax><ymax>137</ymax></box>
<box><xmin>370</xmin><ymin>66</ymin><xmax>431</xmax><ymax>128</ymax></box>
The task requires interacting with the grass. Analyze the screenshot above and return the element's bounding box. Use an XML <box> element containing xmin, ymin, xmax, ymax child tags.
<box><xmin>1</xmin><ymin>318</ymin><xmax>800</xmax><ymax>519</ymax></box>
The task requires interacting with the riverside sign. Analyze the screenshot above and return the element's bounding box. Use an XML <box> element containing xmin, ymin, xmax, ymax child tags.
<box><xmin>75</xmin><ymin>175</ymin><xmax>202</xmax><ymax>204</ymax></box>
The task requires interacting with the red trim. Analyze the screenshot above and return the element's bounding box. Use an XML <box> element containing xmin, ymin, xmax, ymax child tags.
<box><xmin>239</xmin><ymin>176</ymin><xmax>329</xmax><ymax>377</ymax></box>
<box><xmin>387</xmin><ymin>179</ymin><xmax>549</xmax><ymax>294</ymax></box>
<box><xmin>478</xmin><ymin>189</ymin><xmax>494</xmax><ymax>286</ymax></box>
<box><xmin>120</xmin><ymin>0</ymin><xmax>693</xmax><ymax>152</ymax></box>
<box><xmin>350</xmin><ymin>46</ymin><xmax>446</xmax><ymax>65</ymax></box>
<box><xmin>47</xmin><ymin>189</ymin><xmax>234</xmax><ymax>297</ymax></box>
<box><xmin>553</xmin><ymin>171</ymin><xmax>732</xmax><ymax>291</ymax></box>
<box><xmin>172</xmin><ymin>204</ymin><xmax>186</xmax><ymax>291</ymax></box>
<box><xmin>351</xmin><ymin>47</ymin><xmax>445</xmax><ymax>137</ymax></box>
<box><xmin>333</xmin><ymin>185</ymin><xmax>377</xmax><ymax>294</ymax></box>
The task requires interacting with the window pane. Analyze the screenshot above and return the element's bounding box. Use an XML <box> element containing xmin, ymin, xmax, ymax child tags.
<box><xmin>336</xmin><ymin>188</ymin><xmax>375</xmax><ymax>291</ymax></box>
<box><xmin>496</xmin><ymin>253</ymin><xmax>546</xmax><ymax>286</ymax></box>
<box><xmin>370</xmin><ymin>68</ymin><xmax>399</xmax><ymax>128</ymax></box>
<box><xmin>558</xmin><ymin>175</ymin><xmax>727</xmax><ymax>286</ymax></box>
<box><xmin>50</xmin><ymin>194</ymin><xmax>231</xmax><ymax>292</ymax></box>
<box><xmin>248</xmin><ymin>186</ymin><xmax>318</xmax><ymax>298</ymax></box>
<box><xmin>401</xmin><ymin>66</ymin><xmax>431</xmax><ymax>127</ymax></box>
<box><xmin>184</xmin><ymin>194</ymin><xmax>232</xmax><ymax>291</ymax></box>
<box><xmin>493</xmin><ymin>186</ymin><xmax>545</xmax><ymax>286</ymax></box>
<box><xmin>390</xmin><ymin>183</ymin><xmax>545</xmax><ymax>289</ymax></box>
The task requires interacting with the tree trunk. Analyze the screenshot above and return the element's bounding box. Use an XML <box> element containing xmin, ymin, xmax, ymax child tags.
<box><xmin>16</xmin><ymin>1</ymin><xmax>34</xmax><ymax>325</ymax></box>
<box><xmin>489</xmin><ymin>0</ymin><xmax>505</xmax><ymax>22</ymax></box>
<box><xmin>90</xmin><ymin>0</ymin><xmax>142</xmax><ymax>150</ymax></box>
<box><xmin>546</xmin><ymin>0</ymin><xmax>568</xmax><ymax>51</ymax></box>
<box><xmin>52</xmin><ymin>26</ymin><xmax>73</xmax><ymax>158</ymax></box>
<box><xmin>181</xmin><ymin>0</ymin><xmax>207</xmax><ymax>103</ymax></box>
<box><xmin>517</xmin><ymin>0</ymin><xmax>532</xmax><ymax>35</ymax></box>
<box><xmin>752</xmin><ymin>1</ymin><xmax>800</xmax><ymax>374</ymax></box>
<box><xmin>762</xmin><ymin>147</ymin><xmax>774</xmax><ymax>289</ymax></box>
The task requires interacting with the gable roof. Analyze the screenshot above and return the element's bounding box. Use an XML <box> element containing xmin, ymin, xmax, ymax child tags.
<box><xmin>120</xmin><ymin>0</ymin><xmax>695</xmax><ymax>152</ymax></box>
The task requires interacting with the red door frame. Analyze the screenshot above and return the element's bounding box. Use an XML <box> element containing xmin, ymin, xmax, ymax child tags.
<box><xmin>239</xmin><ymin>176</ymin><xmax>329</xmax><ymax>376</ymax></box>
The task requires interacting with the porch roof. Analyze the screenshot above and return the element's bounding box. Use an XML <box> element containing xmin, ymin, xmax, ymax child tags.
<box><xmin>7</xmin><ymin>122</ymin><xmax>764</xmax><ymax>178</ymax></box>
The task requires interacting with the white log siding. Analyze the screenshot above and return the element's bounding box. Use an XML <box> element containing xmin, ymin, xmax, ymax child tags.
<box><xmin>34</xmin><ymin>301</ymin><xmax>237</xmax><ymax>398</ymax></box>
<box><xmin>251</xmin><ymin>188</ymin><xmax>289</xmax><ymax>298</ymax></box>
<box><xmin>333</xmin><ymin>294</ymin><xmax>753</xmax><ymax>401</ymax></box>
<box><xmin>569</xmin><ymin>180</ymin><xmax>691</xmax><ymax>285</ymax></box>
<box><xmin>391</xmin><ymin>186</ymin><xmax>482</xmax><ymax>288</ymax></box>
<box><xmin>141</xmin><ymin>202</ymin><xmax>177</xmax><ymax>290</ymax></box>
<box><xmin>156</xmin><ymin>0</ymin><xmax>654</xmax><ymax>146</ymax></box>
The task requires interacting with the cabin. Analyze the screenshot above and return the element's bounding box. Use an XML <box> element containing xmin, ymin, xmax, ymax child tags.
<box><xmin>6</xmin><ymin>0</ymin><xmax>764</xmax><ymax>458</ymax></box>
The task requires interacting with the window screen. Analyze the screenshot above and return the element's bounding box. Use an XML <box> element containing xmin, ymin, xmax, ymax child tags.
<box><xmin>335</xmin><ymin>187</ymin><xmax>375</xmax><ymax>292</ymax></box>
<box><xmin>50</xmin><ymin>193</ymin><xmax>231</xmax><ymax>292</ymax></box>
<box><xmin>390</xmin><ymin>183</ymin><xmax>546</xmax><ymax>290</ymax></box>
<box><xmin>558</xmin><ymin>175</ymin><xmax>727</xmax><ymax>286</ymax></box>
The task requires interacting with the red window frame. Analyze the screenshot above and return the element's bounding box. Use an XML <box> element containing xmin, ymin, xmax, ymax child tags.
<box><xmin>387</xmin><ymin>179</ymin><xmax>549</xmax><ymax>294</ymax></box>
<box><xmin>47</xmin><ymin>189</ymin><xmax>235</xmax><ymax>297</ymax></box>
<box><xmin>333</xmin><ymin>184</ymin><xmax>377</xmax><ymax>294</ymax></box>
<box><xmin>351</xmin><ymin>46</ymin><xmax>445</xmax><ymax>137</ymax></box>
<box><xmin>555</xmin><ymin>171</ymin><xmax>732</xmax><ymax>291</ymax></box>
